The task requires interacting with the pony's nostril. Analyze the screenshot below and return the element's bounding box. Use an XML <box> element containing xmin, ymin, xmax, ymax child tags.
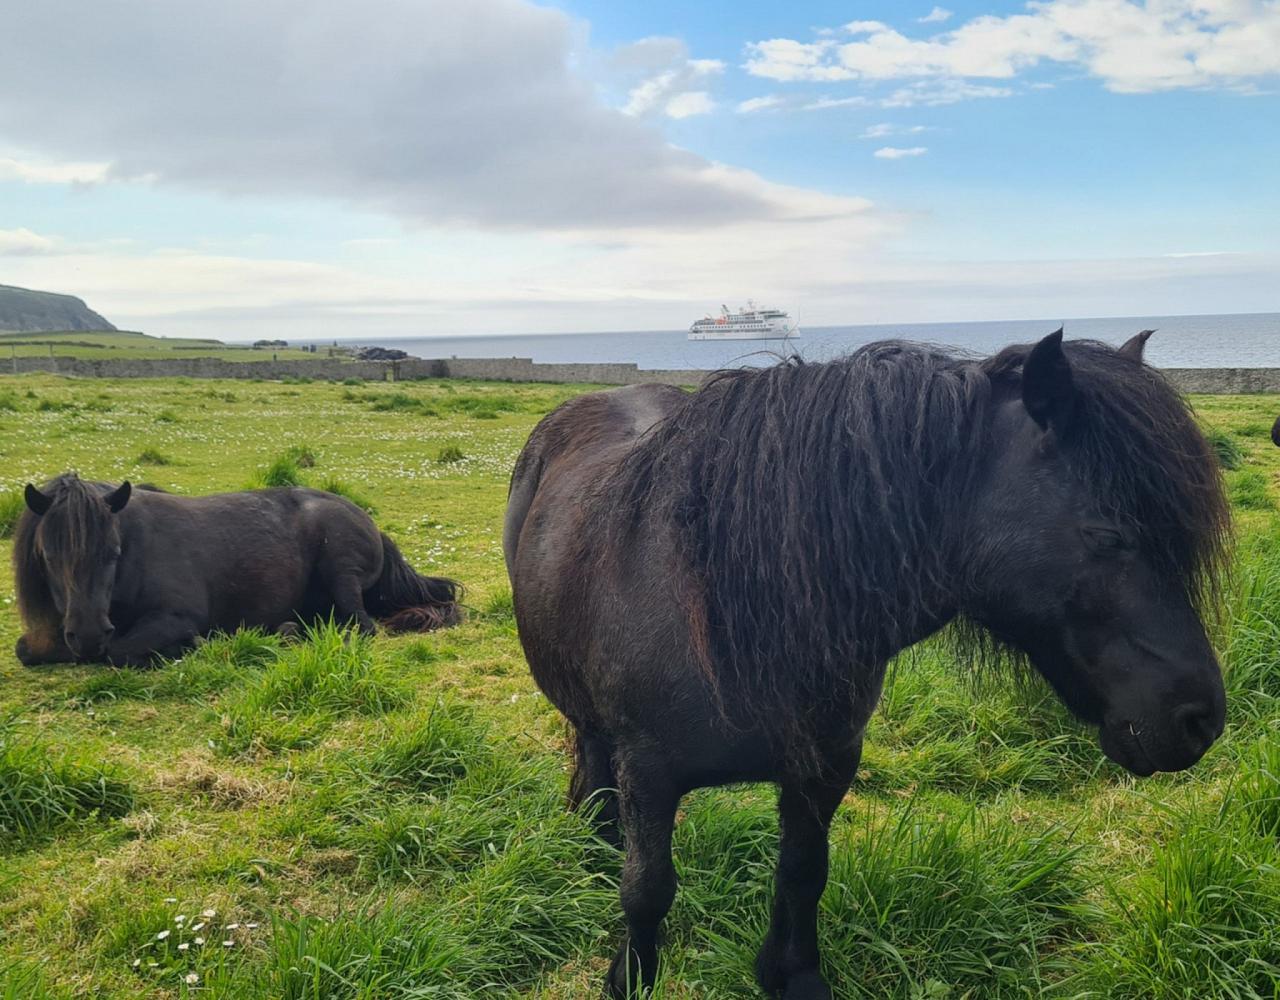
<box><xmin>1174</xmin><ymin>702</ymin><xmax>1217</xmax><ymax>749</ymax></box>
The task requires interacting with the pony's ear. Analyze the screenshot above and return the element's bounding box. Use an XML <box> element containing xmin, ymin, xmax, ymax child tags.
<box><xmin>1118</xmin><ymin>328</ymin><xmax>1155</xmax><ymax>362</ymax></box>
<box><xmin>106</xmin><ymin>481</ymin><xmax>132</xmax><ymax>513</ymax></box>
<box><xmin>24</xmin><ymin>484</ymin><xmax>52</xmax><ymax>516</ymax></box>
<box><xmin>1021</xmin><ymin>328</ymin><xmax>1076</xmax><ymax>431</ymax></box>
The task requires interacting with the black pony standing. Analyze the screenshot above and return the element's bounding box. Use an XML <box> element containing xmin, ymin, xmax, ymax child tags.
<box><xmin>14</xmin><ymin>477</ymin><xmax>461</xmax><ymax>666</ymax></box>
<box><xmin>505</xmin><ymin>330</ymin><xmax>1230</xmax><ymax>999</ymax></box>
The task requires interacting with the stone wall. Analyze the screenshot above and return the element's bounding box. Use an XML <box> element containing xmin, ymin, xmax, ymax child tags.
<box><xmin>1160</xmin><ymin>368</ymin><xmax>1280</xmax><ymax>394</ymax></box>
<box><xmin>5</xmin><ymin>352</ymin><xmax>1280</xmax><ymax>393</ymax></box>
<box><xmin>398</xmin><ymin>357</ymin><xmax>704</xmax><ymax>386</ymax></box>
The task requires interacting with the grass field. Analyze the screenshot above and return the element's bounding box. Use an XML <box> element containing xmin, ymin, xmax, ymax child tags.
<box><xmin>1</xmin><ymin>372</ymin><xmax>1278</xmax><ymax>999</ymax></box>
<box><xmin>0</xmin><ymin>330</ymin><xmax>321</xmax><ymax>362</ymax></box>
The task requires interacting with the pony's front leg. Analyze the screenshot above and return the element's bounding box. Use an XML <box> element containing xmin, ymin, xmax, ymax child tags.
<box><xmin>15</xmin><ymin>631</ymin><xmax>75</xmax><ymax>666</ymax></box>
<box><xmin>755</xmin><ymin>745</ymin><xmax>860</xmax><ymax>1000</ymax></box>
<box><xmin>605</xmin><ymin>762</ymin><xmax>680</xmax><ymax>998</ymax></box>
<box><xmin>105</xmin><ymin>613</ymin><xmax>202</xmax><ymax>667</ymax></box>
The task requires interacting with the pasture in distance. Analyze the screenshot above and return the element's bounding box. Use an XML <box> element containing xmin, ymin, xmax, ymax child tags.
<box><xmin>1</xmin><ymin>372</ymin><xmax>1279</xmax><ymax>998</ymax></box>
<box><xmin>0</xmin><ymin>330</ymin><xmax>320</xmax><ymax>362</ymax></box>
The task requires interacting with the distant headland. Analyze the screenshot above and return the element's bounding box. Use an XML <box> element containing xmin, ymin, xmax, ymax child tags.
<box><xmin>0</xmin><ymin>283</ymin><xmax>116</xmax><ymax>333</ymax></box>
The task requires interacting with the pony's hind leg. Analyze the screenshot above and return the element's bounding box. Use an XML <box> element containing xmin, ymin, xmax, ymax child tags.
<box><xmin>754</xmin><ymin>745</ymin><xmax>861</xmax><ymax>1000</ymax></box>
<box><xmin>328</xmin><ymin>574</ymin><xmax>377</xmax><ymax>636</ymax></box>
<box><xmin>569</xmin><ymin>730</ymin><xmax>621</xmax><ymax>847</ymax></box>
<box><xmin>605</xmin><ymin>760</ymin><xmax>680</xmax><ymax>999</ymax></box>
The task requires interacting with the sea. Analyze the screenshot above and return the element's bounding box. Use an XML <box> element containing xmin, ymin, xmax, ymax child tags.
<box><xmin>323</xmin><ymin>312</ymin><xmax>1280</xmax><ymax>372</ymax></box>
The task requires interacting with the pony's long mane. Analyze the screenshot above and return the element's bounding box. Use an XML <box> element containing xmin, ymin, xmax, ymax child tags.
<box><xmin>13</xmin><ymin>473</ymin><xmax>114</xmax><ymax>639</ymax></box>
<box><xmin>602</xmin><ymin>340</ymin><xmax>1230</xmax><ymax>755</ymax></box>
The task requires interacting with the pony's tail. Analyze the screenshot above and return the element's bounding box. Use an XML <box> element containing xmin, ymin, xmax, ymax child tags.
<box><xmin>364</xmin><ymin>533</ymin><xmax>463</xmax><ymax>633</ymax></box>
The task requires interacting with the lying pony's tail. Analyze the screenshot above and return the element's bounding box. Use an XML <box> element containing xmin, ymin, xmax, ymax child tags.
<box><xmin>364</xmin><ymin>533</ymin><xmax>463</xmax><ymax>632</ymax></box>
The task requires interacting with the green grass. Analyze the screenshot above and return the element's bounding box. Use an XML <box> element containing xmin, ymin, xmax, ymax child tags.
<box><xmin>220</xmin><ymin>622</ymin><xmax>410</xmax><ymax>754</ymax></box>
<box><xmin>134</xmin><ymin>447</ymin><xmax>172</xmax><ymax>466</ymax></box>
<box><xmin>0</xmin><ymin>720</ymin><xmax>133</xmax><ymax>846</ymax></box>
<box><xmin>317</xmin><ymin>477</ymin><xmax>377</xmax><ymax>514</ymax></box>
<box><xmin>0</xmin><ymin>490</ymin><xmax>23</xmax><ymax>539</ymax></box>
<box><xmin>1229</xmin><ymin>469</ymin><xmax>1275</xmax><ymax>510</ymax></box>
<box><xmin>1205</xmin><ymin>426</ymin><xmax>1246</xmax><ymax>470</ymax></box>
<box><xmin>1</xmin><ymin>374</ymin><xmax>1279</xmax><ymax>998</ymax></box>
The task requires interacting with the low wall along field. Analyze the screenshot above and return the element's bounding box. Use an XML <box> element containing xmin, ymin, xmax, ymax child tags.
<box><xmin>1</xmin><ymin>373</ymin><xmax>1280</xmax><ymax>998</ymax></box>
<box><xmin>10</xmin><ymin>351</ymin><xmax>1280</xmax><ymax>392</ymax></box>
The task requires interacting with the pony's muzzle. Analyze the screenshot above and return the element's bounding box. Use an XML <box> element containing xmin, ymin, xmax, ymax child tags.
<box><xmin>1172</xmin><ymin>699</ymin><xmax>1225</xmax><ymax>757</ymax></box>
<box><xmin>65</xmin><ymin>622</ymin><xmax>114</xmax><ymax>659</ymax></box>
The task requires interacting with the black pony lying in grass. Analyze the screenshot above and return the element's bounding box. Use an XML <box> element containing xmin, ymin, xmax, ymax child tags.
<box><xmin>505</xmin><ymin>329</ymin><xmax>1230</xmax><ymax>1000</ymax></box>
<box><xmin>13</xmin><ymin>475</ymin><xmax>461</xmax><ymax>667</ymax></box>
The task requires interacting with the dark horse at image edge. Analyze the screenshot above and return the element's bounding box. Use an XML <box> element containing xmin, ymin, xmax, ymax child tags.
<box><xmin>14</xmin><ymin>477</ymin><xmax>462</xmax><ymax>667</ymax></box>
<box><xmin>505</xmin><ymin>329</ymin><xmax>1230</xmax><ymax>999</ymax></box>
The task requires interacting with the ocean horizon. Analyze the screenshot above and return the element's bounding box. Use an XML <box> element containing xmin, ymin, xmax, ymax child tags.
<box><xmin>304</xmin><ymin>310</ymin><xmax>1280</xmax><ymax>371</ymax></box>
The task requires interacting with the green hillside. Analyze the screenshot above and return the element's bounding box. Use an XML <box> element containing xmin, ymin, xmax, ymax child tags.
<box><xmin>0</xmin><ymin>283</ymin><xmax>115</xmax><ymax>333</ymax></box>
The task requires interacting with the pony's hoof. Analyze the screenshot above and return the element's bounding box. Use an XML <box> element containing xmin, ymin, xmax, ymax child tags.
<box><xmin>603</xmin><ymin>943</ymin><xmax>650</xmax><ymax>998</ymax></box>
<box><xmin>782</xmin><ymin>971</ymin><xmax>831</xmax><ymax>1000</ymax></box>
<box><xmin>276</xmin><ymin>621</ymin><xmax>302</xmax><ymax>643</ymax></box>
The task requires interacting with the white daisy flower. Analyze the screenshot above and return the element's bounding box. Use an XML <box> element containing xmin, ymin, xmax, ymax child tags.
<box><xmin>156</xmin><ymin>930</ymin><xmax>170</xmax><ymax>941</ymax></box>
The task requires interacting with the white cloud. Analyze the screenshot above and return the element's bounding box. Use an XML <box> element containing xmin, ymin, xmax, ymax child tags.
<box><xmin>803</xmin><ymin>95</ymin><xmax>872</xmax><ymax>111</ymax></box>
<box><xmin>873</xmin><ymin>146</ymin><xmax>929</xmax><ymax>159</ymax></box>
<box><xmin>860</xmin><ymin>123</ymin><xmax>930</xmax><ymax>138</ymax></box>
<box><xmin>918</xmin><ymin>7</ymin><xmax>954</xmax><ymax>24</ymax></box>
<box><xmin>0</xmin><ymin>227</ymin><xmax>56</xmax><ymax>255</ymax></box>
<box><xmin>621</xmin><ymin>43</ymin><xmax>724</xmax><ymax>119</ymax></box>
<box><xmin>882</xmin><ymin>81</ymin><xmax>1014</xmax><ymax>106</ymax></box>
<box><xmin>0</xmin><ymin>2</ymin><xmax>767</xmax><ymax>232</ymax></box>
<box><xmin>736</xmin><ymin>95</ymin><xmax>785</xmax><ymax>113</ymax></box>
<box><xmin>844</xmin><ymin>21</ymin><xmax>892</xmax><ymax>34</ymax></box>
<box><xmin>0</xmin><ymin>162</ymin><xmax>895</xmax><ymax>334</ymax></box>
<box><xmin>0</xmin><ymin>153</ymin><xmax>109</xmax><ymax>185</ymax></box>
<box><xmin>745</xmin><ymin>1</ymin><xmax>1280</xmax><ymax>94</ymax></box>
<box><xmin>664</xmin><ymin>91</ymin><xmax>717</xmax><ymax>119</ymax></box>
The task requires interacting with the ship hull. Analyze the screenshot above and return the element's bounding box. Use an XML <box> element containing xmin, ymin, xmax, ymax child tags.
<box><xmin>688</xmin><ymin>326</ymin><xmax>800</xmax><ymax>341</ymax></box>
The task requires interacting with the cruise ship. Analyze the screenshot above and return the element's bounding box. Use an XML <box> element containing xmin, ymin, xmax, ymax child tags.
<box><xmin>688</xmin><ymin>302</ymin><xmax>799</xmax><ymax>341</ymax></box>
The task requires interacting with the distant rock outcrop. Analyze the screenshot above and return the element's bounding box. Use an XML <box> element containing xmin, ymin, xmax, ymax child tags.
<box><xmin>0</xmin><ymin>283</ymin><xmax>116</xmax><ymax>332</ymax></box>
<box><xmin>351</xmin><ymin>346</ymin><xmax>410</xmax><ymax>361</ymax></box>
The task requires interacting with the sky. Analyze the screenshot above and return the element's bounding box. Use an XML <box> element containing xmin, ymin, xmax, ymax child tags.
<box><xmin>0</xmin><ymin>0</ymin><xmax>1277</xmax><ymax>340</ymax></box>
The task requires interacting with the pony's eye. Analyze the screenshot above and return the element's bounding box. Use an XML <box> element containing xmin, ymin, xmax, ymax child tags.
<box><xmin>1083</xmin><ymin>526</ymin><xmax>1127</xmax><ymax>551</ymax></box>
